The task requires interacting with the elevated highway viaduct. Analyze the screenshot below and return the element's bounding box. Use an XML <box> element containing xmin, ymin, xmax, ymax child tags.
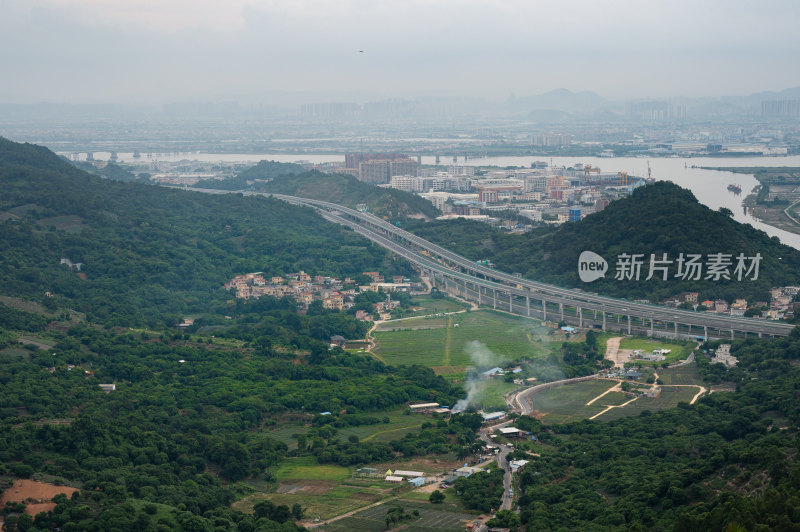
<box><xmin>252</xmin><ymin>193</ymin><xmax>795</xmax><ymax>340</ymax></box>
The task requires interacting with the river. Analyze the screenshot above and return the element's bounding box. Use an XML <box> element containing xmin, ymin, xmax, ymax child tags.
<box><xmin>67</xmin><ymin>151</ymin><xmax>800</xmax><ymax>250</ymax></box>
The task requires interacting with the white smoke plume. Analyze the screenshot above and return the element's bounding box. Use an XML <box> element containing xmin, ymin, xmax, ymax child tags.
<box><xmin>452</xmin><ymin>341</ymin><xmax>499</xmax><ymax>412</ymax></box>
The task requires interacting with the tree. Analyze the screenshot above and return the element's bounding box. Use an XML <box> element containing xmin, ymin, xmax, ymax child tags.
<box><xmin>488</xmin><ymin>509</ymin><xmax>520</xmax><ymax>530</ymax></box>
<box><xmin>291</xmin><ymin>503</ymin><xmax>305</xmax><ymax>520</ymax></box>
<box><xmin>429</xmin><ymin>490</ymin><xmax>445</xmax><ymax>504</ymax></box>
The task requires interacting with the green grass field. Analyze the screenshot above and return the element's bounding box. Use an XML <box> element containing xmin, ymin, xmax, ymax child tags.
<box><xmin>376</xmin><ymin>316</ymin><xmax>450</xmax><ymax>332</ymax></box>
<box><xmin>265</xmin><ymin>410</ymin><xmax>433</xmax><ymax>449</ymax></box>
<box><xmin>528</xmin><ymin>379</ymin><xmax>616</xmax><ymax>424</ymax></box>
<box><xmin>472</xmin><ymin>379</ymin><xmax>519</xmax><ymax>411</ymax></box>
<box><xmin>400</xmin><ymin>296</ymin><xmax>471</xmax><ymax>317</ymax></box>
<box><xmin>274</xmin><ymin>456</ymin><xmax>350</xmax><ymax>482</ymax></box>
<box><xmin>374</xmin><ymin>310</ymin><xmax>556</xmax><ymax>376</ymax></box>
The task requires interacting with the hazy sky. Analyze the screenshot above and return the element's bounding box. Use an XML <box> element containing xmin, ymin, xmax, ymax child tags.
<box><xmin>2</xmin><ymin>0</ymin><xmax>799</xmax><ymax>104</ymax></box>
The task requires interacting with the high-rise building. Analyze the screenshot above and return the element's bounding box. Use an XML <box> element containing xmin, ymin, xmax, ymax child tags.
<box><xmin>359</xmin><ymin>160</ymin><xmax>392</xmax><ymax>184</ymax></box>
<box><xmin>345</xmin><ymin>153</ymin><xmax>417</xmax><ymax>184</ymax></box>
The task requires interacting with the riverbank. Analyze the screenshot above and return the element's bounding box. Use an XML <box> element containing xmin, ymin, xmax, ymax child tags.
<box><xmin>743</xmin><ymin>191</ymin><xmax>800</xmax><ymax>236</ymax></box>
<box><xmin>710</xmin><ymin>166</ymin><xmax>800</xmax><ymax>236</ymax></box>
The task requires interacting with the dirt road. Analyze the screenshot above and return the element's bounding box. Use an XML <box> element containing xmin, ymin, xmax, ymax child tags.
<box><xmin>605</xmin><ymin>336</ymin><xmax>626</xmax><ymax>368</ymax></box>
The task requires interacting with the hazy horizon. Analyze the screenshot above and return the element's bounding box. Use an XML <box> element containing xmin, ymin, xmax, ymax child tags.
<box><xmin>2</xmin><ymin>0</ymin><xmax>800</xmax><ymax>106</ymax></box>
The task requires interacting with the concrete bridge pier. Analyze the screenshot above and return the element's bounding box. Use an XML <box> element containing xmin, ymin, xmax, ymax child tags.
<box><xmin>602</xmin><ymin>311</ymin><xmax>606</xmax><ymax>331</ymax></box>
<box><xmin>704</xmin><ymin>325</ymin><xmax>708</xmax><ymax>341</ymax></box>
<box><xmin>731</xmin><ymin>329</ymin><xmax>735</xmax><ymax>341</ymax></box>
<box><xmin>578</xmin><ymin>307</ymin><xmax>583</xmax><ymax>328</ymax></box>
<box><xmin>542</xmin><ymin>300</ymin><xmax>547</xmax><ymax>321</ymax></box>
<box><xmin>650</xmin><ymin>318</ymin><xmax>654</xmax><ymax>336</ymax></box>
<box><xmin>758</xmin><ymin>331</ymin><xmax>762</xmax><ymax>338</ymax></box>
<box><xmin>674</xmin><ymin>321</ymin><xmax>678</xmax><ymax>337</ymax></box>
<box><xmin>627</xmin><ymin>315</ymin><xmax>632</xmax><ymax>335</ymax></box>
<box><xmin>509</xmin><ymin>292</ymin><xmax>513</xmax><ymax>312</ymax></box>
<box><xmin>559</xmin><ymin>303</ymin><xmax>564</xmax><ymax>322</ymax></box>
<box><xmin>492</xmin><ymin>289</ymin><xmax>497</xmax><ymax>309</ymax></box>
<box><xmin>526</xmin><ymin>296</ymin><xmax>530</xmax><ymax>317</ymax></box>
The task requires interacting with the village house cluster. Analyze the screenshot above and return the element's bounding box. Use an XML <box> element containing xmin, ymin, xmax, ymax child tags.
<box><xmin>224</xmin><ymin>271</ymin><xmax>422</xmax><ymax>319</ymax></box>
<box><xmin>658</xmin><ymin>287</ymin><xmax>799</xmax><ymax>320</ymax></box>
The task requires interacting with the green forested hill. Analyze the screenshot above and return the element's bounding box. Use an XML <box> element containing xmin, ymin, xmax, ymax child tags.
<box><xmin>0</xmin><ymin>138</ymin><xmax>411</xmax><ymax>327</ymax></box>
<box><xmin>514</xmin><ymin>330</ymin><xmax>800</xmax><ymax>531</ymax></box>
<box><xmin>260</xmin><ymin>170</ymin><xmax>440</xmax><ymax>220</ymax></box>
<box><xmin>408</xmin><ymin>182</ymin><xmax>800</xmax><ymax>303</ymax></box>
<box><xmin>0</xmin><ymin>138</ymin><xmax>469</xmax><ymax>530</ymax></box>
<box><xmin>194</xmin><ymin>160</ymin><xmax>305</xmax><ymax>190</ymax></box>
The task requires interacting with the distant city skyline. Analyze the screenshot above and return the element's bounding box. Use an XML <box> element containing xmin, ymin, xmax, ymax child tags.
<box><xmin>2</xmin><ymin>0</ymin><xmax>800</xmax><ymax>105</ymax></box>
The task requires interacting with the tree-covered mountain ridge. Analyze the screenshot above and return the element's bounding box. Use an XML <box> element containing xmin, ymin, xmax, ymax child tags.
<box><xmin>0</xmin><ymin>138</ymin><xmax>412</xmax><ymax>328</ymax></box>
<box><xmin>259</xmin><ymin>170</ymin><xmax>441</xmax><ymax>220</ymax></box>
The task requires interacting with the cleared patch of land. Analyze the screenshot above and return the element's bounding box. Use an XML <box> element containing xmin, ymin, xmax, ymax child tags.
<box><xmin>35</xmin><ymin>215</ymin><xmax>85</xmax><ymax>233</ymax></box>
<box><xmin>618</xmin><ymin>337</ymin><xmax>694</xmax><ymax>366</ymax></box>
<box><xmin>0</xmin><ymin>479</ymin><xmax>79</xmax><ymax>518</ymax></box>
<box><xmin>274</xmin><ymin>456</ymin><xmax>350</xmax><ymax>482</ymax></box>
<box><xmin>0</xmin><ymin>296</ymin><xmax>54</xmax><ymax>316</ymax></box>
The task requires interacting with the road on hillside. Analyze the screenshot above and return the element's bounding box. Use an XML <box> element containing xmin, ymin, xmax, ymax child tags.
<box><xmin>479</xmin><ymin>421</ymin><xmax>514</xmax><ymax>511</ymax></box>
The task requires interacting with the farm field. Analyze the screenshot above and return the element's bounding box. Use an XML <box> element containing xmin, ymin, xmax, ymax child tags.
<box><xmin>324</xmin><ymin>500</ymin><xmax>475</xmax><ymax>532</ymax></box>
<box><xmin>264</xmin><ymin>410</ymin><xmax>433</xmax><ymax>449</ymax></box>
<box><xmin>232</xmin><ymin>456</ymin><xmax>391</xmax><ymax>521</ymax></box>
<box><xmin>596</xmin><ymin>386</ymin><xmax>701</xmax><ymax>421</ymax></box>
<box><xmin>597</xmin><ymin>391</ymin><xmax>632</xmax><ymax>406</ymax></box>
<box><xmin>234</xmin><ymin>485</ymin><xmax>384</xmax><ymax>522</ymax></box>
<box><xmin>274</xmin><ymin>456</ymin><xmax>350</xmax><ymax>482</ymax></box>
<box><xmin>529</xmin><ymin>365</ymin><xmax>706</xmax><ymax>424</ymax></box>
<box><xmin>400</xmin><ymin>296</ymin><xmax>471</xmax><ymax>317</ymax></box>
<box><xmin>471</xmin><ymin>379</ymin><xmax>519</xmax><ymax>411</ymax></box>
<box><xmin>656</xmin><ymin>363</ymin><xmax>704</xmax><ymax>385</ymax></box>
<box><xmin>528</xmin><ymin>379</ymin><xmax>616</xmax><ymax>424</ymax></box>
<box><xmin>373</xmin><ymin>310</ymin><xmax>556</xmax><ymax>377</ymax></box>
